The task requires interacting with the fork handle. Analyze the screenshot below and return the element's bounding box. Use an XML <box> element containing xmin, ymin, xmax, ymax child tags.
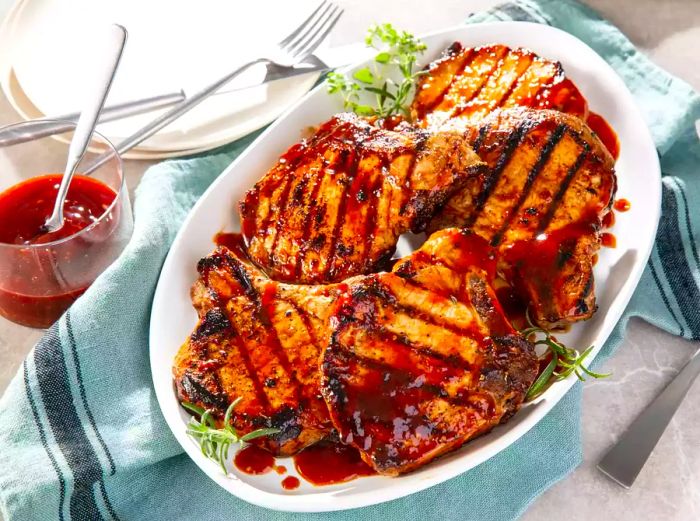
<box><xmin>598</xmin><ymin>347</ymin><xmax>700</xmax><ymax>488</ymax></box>
<box><xmin>83</xmin><ymin>57</ymin><xmax>266</xmax><ymax>175</ymax></box>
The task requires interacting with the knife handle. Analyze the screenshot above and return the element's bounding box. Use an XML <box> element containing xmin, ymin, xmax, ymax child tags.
<box><xmin>597</xmin><ymin>347</ymin><xmax>700</xmax><ymax>488</ymax></box>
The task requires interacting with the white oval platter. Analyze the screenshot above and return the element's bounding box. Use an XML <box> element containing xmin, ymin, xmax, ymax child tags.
<box><xmin>150</xmin><ymin>21</ymin><xmax>661</xmax><ymax>513</ymax></box>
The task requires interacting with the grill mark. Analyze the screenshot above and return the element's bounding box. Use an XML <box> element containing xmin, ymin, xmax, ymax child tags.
<box><xmin>362</xmin><ymin>156</ymin><xmax>388</xmax><ymax>262</ymax></box>
<box><xmin>295</xmin><ymin>153</ymin><xmax>335</xmax><ymax>279</ymax></box>
<box><xmin>400</xmin><ymin>137</ymin><xmax>429</xmax><ymax>218</ymax></box>
<box><xmin>464</xmin><ymin>121</ymin><xmax>534</xmax><ymax>227</ymax></box>
<box><xmin>255</xmin><ymin>147</ymin><xmax>308</xmax><ymax>248</ymax></box>
<box><xmin>324</xmin><ymin>148</ymin><xmax>359</xmax><ymax>278</ymax></box>
<box><xmin>417</xmin><ymin>48</ymin><xmax>475</xmax><ymax>119</ymax></box>
<box><xmin>383</xmin><ymin>278</ymin><xmax>484</xmax><ymax>340</ymax></box>
<box><xmin>335</xmin><ymin>347</ymin><xmax>476</xmax><ymax>409</ymax></box>
<box><xmin>374</xmin><ymin>323</ymin><xmax>475</xmax><ymax>370</ymax></box>
<box><xmin>222</xmin><ymin>253</ymin><xmax>259</xmax><ymax>303</ymax></box>
<box><xmin>278</xmin><ymin>297</ymin><xmax>320</xmax><ymax>350</ymax></box>
<box><xmin>471</xmin><ymin>122</ymin><xmax>491</xmax><ymax>153</ymax></box>
<box><xmin>259</xmin><ymin>285</ymin><xmax>305</xmax><ymax>404</ymax></box>
<box><xmin>493</xmin><ymin>54</ymin><xmax>535</xmax><ymax>109</ymax></box>
<box><xmin>537</xmin><ymin>144</ymin><xmax>589</xmax><ymax>233</ymax></box>
<box><xmin>266</xmin><ymin>174</ymin><xmax>295</xmax><ymax>265</ymax></box>
<box><xmin>491</xmin><ymin>124</ymin><xmax>567</xmax><ymax>246</ymax></box>
<box><xmin>453</xmin><ymin>48</ymin><xmax>509</xmax><ymax>118</ymax></box>
<box><xmin>224</xmin><ymin>315</ymin><xmax>272</xmax><ymax>413</ymax></box>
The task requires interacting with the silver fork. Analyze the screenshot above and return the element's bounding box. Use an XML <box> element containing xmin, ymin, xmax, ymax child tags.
<box><xmin>84</xmin><ymin>1</ymin><xmax>343</xmax><ymax>174</ymax></box>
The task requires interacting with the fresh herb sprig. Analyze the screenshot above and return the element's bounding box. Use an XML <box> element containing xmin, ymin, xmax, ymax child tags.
<box><xmin>327</xmin><ymin>23</ymin><xmax>427</xmax><ymax>118</ymax></box>
<box><xmin>522</xmin><ymin>311</ymin><xmax>610</xmax><ymax>401</ymax></box>
<box><xmin>182</xmin><ymin>399</ymin><xmax>279</xmax><ymax>473</ymax></box>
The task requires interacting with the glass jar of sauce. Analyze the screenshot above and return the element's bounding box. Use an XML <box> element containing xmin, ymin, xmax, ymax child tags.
<box><xmin>0</xmin><ymin>121</ymin><xmax>132</xmax><ymax>328</ymax></box>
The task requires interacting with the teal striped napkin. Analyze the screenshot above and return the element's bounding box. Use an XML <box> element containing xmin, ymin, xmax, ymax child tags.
<box><xmin>1</xmin><ymin>1</ymin><xmax>699</xmax><ymax>519</ymax></box>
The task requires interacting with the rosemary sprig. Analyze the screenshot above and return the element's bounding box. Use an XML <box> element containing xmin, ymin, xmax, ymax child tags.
<box><xmin>522</xmin><ymin>311</ymin><xmax>610</xmax><ymax>401</ymax></box>
<box><xmin>182</xmin><ymin>399</ymin><xmax>279</xmax><ymax>474</ymax></box>
<box><xmin>327</xmin><ymin>23</ymin><xmax>427</xmax><ymax>118</ymax></box>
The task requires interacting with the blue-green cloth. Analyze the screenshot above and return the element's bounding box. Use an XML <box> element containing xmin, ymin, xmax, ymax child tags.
<box><xmin>1</xmin><ymin>1</ymin><xmax>699</xmax><ymax>519</ymax></box>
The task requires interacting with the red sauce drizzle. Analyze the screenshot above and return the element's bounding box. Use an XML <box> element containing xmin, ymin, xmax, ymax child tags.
<box><xmin>614</xmin><ymin>199</ymin><xmax>631</xmax><ymax>212</ymax></box>
<box><xmin>281</xmin><ymin>476</ymin><xmax>300</xmax><ymax>490</ymax></box>
<box><xmin>213</xmin><ymin>232</ymin><xmax>248</xmax><ymax>258</ymax></box>
<box><xmin>536</xmin><ymin>78</ymin><xmax>588</xmax><ymax>118</ymax></box>
<box><xmin>601</xmin><ymin>232</ymin><xmax>616</xmax><ymax>248</ymax></box>
<box><xmin>494</xmin><ymin>284</ymin><xmax>528</xmax><ymax>330</ymax></box>
<box><xmin>275</xmin><ymin>465</ymin><xmax>287</xmax><ymax>475</ymax></box>
<box><xmin>234</xmin><ymin>445</ymin><xmax>275</xmax><ymax>475</ymax></box>
<box><xmin>535</xmin><ymin>79</ymin><xmax>619</xmax><ymax>160</ymax></box>
<box><xmin>586</xmin><ymin>112</ymin><xmax>620</xmax><ymax>160</ymax></box>
<box><xmin>293</xmin><ymin>441</ymin><xmax>376</xmax><ymax>486</ymax></box>
<box><xmin>602</xmin><ymin>211</ymin><xmax>615</xmax><ymax>229</ymax></box>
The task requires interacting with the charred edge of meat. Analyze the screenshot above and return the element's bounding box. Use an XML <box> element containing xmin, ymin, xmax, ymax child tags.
<box><xmin>178</xmin><ymin>372</ymin><xmax>230</xmax><ymax>412</ymax></box>
<box><xmin>575</xmin><ymin>271</ymin><xmax>595</xmax><ymax>315</ymax></box>
<box><xmin>197</xmin><ymin>253</ymin><xmax>223</xmax><ymax>273</ymax></box>
<box><xmin>479</xmin><ymin>334</ymin><xmax>537</xmax><ymax>406</ymax></box>
<box><xmin>407</xmin><ymin>162</ymin><xmax>489</xmax><ymax>232</ymax></box>
<box><xmin>191</xmin><ymin>308</ymin><xmax>232</xmax><ymax>340</ymax></box>
<box><xmin>222</xmin><ymin>251</ymin><xmax>258</xmax><ymax>302</ymax></box>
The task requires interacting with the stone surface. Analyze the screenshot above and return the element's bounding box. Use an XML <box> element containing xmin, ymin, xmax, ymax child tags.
<box><xmin>0</xmin><ymin>0</ymin><xmax>699</xmax><ymax>519</ymax></box>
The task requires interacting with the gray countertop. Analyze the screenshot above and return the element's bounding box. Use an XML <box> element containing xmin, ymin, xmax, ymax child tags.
<box><xmin>1</xmin><ymin>0</ymin><xmax>699</xmax><ymax>519</ymax></box>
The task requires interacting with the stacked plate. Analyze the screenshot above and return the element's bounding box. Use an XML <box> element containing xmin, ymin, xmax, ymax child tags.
<box><xmin>0</xmin><ymin>0</ymin><xmax>324</xmax><ymax>158</ymax></box>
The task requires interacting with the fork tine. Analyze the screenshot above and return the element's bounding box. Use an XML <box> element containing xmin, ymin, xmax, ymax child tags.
<box><xmin>283</xmin><ymin>2</ymin><xmax>335</xmax><ymax>54</ymax></box>
<box><xmin>278</xmin><ymin>1</ymin><xmax>329</xmax><ymax>48</ymax></box>
<box><xmin>288</xmin><ymin>6</ymin><xmax>343</xmax><ymax>62</ymax></box>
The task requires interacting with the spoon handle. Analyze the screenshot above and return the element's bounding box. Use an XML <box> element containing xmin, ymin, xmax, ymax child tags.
<box><xmin>45</xmin><ymin>24</ymin><xmax>128</xmax><ymax>232</ymax></box>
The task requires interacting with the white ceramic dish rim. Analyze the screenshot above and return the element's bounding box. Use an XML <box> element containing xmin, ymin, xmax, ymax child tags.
<box><xmin>149</xmin><ymin>21</ymin><xmax>661</xmax><ymax>513</ymax></box>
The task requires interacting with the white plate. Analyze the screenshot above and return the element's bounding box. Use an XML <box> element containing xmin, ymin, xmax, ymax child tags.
<box><xmin>0</xmin><ymin>0</ymin><xmax>321</xmax><ymax>156</ymax></box>
<box><xmin>149</xmin><ymin>22</ymin><xmax>661</xmax><ymax>512</ymax></box>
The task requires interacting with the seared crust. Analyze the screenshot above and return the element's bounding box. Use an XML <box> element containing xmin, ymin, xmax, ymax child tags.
<box><xmin>240</xmin><ymin>113</ymin><xmax>485</xmax><ymax>284</ymax></box>
<box><xmin>412</xmin><ymin>42</ymin><xmax>587</xmax><ymax>130</ymax></box>
<box><xmin>173</xmin><ymin>245</ymin><xmax>342</xmax><ymax>456</ymax></box>
<box><xmin>320</xmin><ymin>232</ymin><xmax>538</xmax><ymax>475</ymax></box>
<box><xmin>427</xmin><ymin>108</ymin><xmax>616</xmax><ymax>327</ymax></box>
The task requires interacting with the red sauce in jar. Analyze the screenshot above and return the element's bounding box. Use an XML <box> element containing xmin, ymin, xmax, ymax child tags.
<box><xmin>233</xmin><ymin>445</ymin><xmax>275</xmax><ymax>475</ymax></box>
<box><xmin>0</xmin><ymin>174</ymin><xmax>116</xmax><ymax>328</ymax></box>
<box><xmin>281</xmin><ymin>476</ymin><xmax>300</xmax><ymax>490</ymax></box>
<box><xmin>0</xmin><ymin>174</ymin><xmax>115</xmax><ymax>244</ymax></box>
<box><xmin>614</xmin><ymin>199</ymin><xmax>631</xmax><ymax>212</ymax></box>
<box><xmin>293</xmin><ymin>441</ymin><xmax>376</xmax><ymax>486</ymax></box>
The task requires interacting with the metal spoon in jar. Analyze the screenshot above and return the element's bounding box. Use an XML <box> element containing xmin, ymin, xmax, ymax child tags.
<box><xmin>41</xmin><ymin>24</ymin><xmax>128</xmax><ymax>234</ymax></box>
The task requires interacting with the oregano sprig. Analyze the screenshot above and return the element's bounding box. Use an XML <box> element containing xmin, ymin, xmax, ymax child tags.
<box><xmin>327</xmin><ymin>23</ymin><xmax>427</xmax><ymax>118</ymax></box>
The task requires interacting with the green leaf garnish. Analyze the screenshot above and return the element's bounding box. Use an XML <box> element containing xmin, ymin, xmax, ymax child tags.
<box><xmin>326</xmin><ymin>23</ymin><xmax>427</xmax><ymax>118</ymax></box>
<box><xmin>522</xmin><ymin>310</ymin><xmax>611</xmax><ymax>401</ymax></box>
<box><xmin>182</xmin><ymin>399</ymin><xmax>279</xmax><ymax>474</ymax></box>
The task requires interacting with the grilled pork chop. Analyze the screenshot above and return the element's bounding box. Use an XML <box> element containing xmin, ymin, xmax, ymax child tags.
<box><xmin>426</xmin><ymin>108</ymin><xmax>616</xmax><ymax>327</ymax></box>
<box><xmin>320</xmin><ymin>230</ymin><xmax>538</xmax><ymax>475</ymax></box>
<box><xmin>240</xmin><ymin>112</ymin><xmax>485</xmax><ymax>284</ymax></box>
<box><xmin>412</xmin><ymin>42</ymin><xmax>587</xmax><ymax>131</ymax></box>
<box><xmin>173</xmin><ymin>243</ymin><xmax>341</xmax><ymax>455</ymax></box>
